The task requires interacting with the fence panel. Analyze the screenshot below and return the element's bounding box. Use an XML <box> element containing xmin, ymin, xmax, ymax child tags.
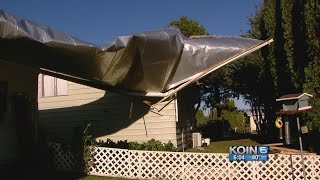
<box><xmin>49</xmin><ymin>143</ymin><xmax>74</xmax><ymax>171</ymax></box>
<box><xmin>312</xmin><ymin>155</ymin><xmax>320</xmax><ymax>179</ymax></box>
<box><xmin>291</xmin><ymin>154</ymin><xmax>320</xmax><ymax>180</ymax></box>
<box><xmin>88</xmin><ymin>147</ymin><xmax>130</xmax><ymax>178</ymax></box>
<box><xmin>255</xmin><ymin>154</ymin><xmax>293</xmax><ymax>180</ymax></box>
<box><xmin>182</xmin><ymin>153</ymin><xmax>232</xmax><ymax>179</ymax></box>
<box><xmin>49</xmin><ymin>144</ymin><xmax>320</xmax><ymax>180</ymax></box>
<box><xmin>129</xmin><ymin>150</ymin><xmax>183</xmax><ymax>180</ymax></box>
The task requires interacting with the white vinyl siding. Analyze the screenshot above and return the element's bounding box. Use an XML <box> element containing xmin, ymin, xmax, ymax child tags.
<box><xmin>38</xmin><ymin>77</ymin><xmax>179</xmax><ymax>147</ymax></box>
<box><xmin>42</xmin><ymin>75</ymin><xmax>67</xmax><ymax>97</ymax></box>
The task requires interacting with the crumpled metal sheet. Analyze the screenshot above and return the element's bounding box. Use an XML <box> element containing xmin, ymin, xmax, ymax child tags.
<box><xmin>0</xmin><ymin>9</ymin><xmax>270</xmax><ymax>96</ymax></box>
<box><xmin>168</xmin><ymin>36</ymin><xmax>263</xmax><ymax>89</ymax></box>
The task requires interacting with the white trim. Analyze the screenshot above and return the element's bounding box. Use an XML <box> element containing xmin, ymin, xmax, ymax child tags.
<box><xmin>276</xmin><ymin>97</ymin><xmax>297</xmax><ymax>101</ymax></box>
<box><xmin>125</xmin><ymin>91</ymin><xmax>170</xmax><ymax>97</ymax></box>
<box><xmin>298</xmin><ymin>106</ymin><xmax>312</xmax><ymax>111</ymax></box>
<box><xmin>175</xmin><ymin>94</ymin><xmax>179</xmax><ymax>122</ymax></box>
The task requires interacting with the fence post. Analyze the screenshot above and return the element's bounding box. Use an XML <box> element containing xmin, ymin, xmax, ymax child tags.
<box><xmin>251</xmin><ymin>161</ymin><xmax>257</xmax><ymax>179</ymax></box>
<box><xmin>127</xmin><ymin>149</ymin><xmax>131</xmax><ymax>178</ymax></box>
<box><xmin>290</xmin><ymin>154</ymin><xmax>295</xmax><ymax>180</ymax></box>
<box><xmin>138</xmin><ymin>151</ymin><xmax>142</xmax><ymax>179</ymax></box>
<box><xmin>310</xmin><ymin>156</ymin><xmax>315</xmax><ymax>179</ymax></box>
<box><xmin>181</xmin><ymin>153</ymin><xmax>185</xmax><ymax>180</ymax></box>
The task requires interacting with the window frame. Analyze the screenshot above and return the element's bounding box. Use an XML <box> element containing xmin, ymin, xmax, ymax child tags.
<box><xmin>41</xmin><ymin>74</ymin><xmax>68</xmax><ymax>97</ymax></box>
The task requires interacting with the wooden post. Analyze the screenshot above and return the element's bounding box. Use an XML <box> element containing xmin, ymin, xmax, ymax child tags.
<box><xmin>296</xmin><ymin>116</ymin><xmax>307</xmax><ymax>180</ymax></box>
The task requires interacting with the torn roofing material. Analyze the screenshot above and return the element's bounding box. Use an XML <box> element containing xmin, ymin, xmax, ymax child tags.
<box><xmin>0</xmin><ymin>9</ymin><xmax>273</xmax><ymax>97</ymax></box>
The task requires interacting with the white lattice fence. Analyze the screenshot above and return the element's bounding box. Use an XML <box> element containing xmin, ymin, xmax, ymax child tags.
<box><xmin>183</xmin><ymin>153</ymin><xmax>232</xmax><ymax>179</ymax></box>
<box><xmin>48</xmin><ymin>143</ymin><xmax>75</xmax><ymax>171</ymax></box>
<box><xmin>89</xmin><ymin>147</ymin><xmax>130</xmax><ymax>178</ymax></box>
<box><xmin>50</xmin><ymin>144</ymin><xmax>320</xmax><ymax>179</ymax></box>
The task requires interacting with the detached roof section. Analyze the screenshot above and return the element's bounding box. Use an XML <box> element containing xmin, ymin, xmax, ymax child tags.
<box><xmin>0</xmin><ymin>10</ymin><xmax>273</xmax><ymax>97</ymax></box>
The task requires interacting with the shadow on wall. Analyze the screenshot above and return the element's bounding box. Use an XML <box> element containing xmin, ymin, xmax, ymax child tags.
<box><xmin>39</xmin><ymin>92</ymin><xmax>160</xmax><ymax>143</ymax></box>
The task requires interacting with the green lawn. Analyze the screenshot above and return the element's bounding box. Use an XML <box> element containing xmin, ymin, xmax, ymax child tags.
<box><xmin>53</xmin><ymin>172</ymin><xmax>129</xmax><ymax>180</ymax></box>
<box><xmin>2</xmin><ymin>169</ymin><xmax>130</xmax><ymax>180</ymax></box>
<box><xmin>186</xmin><ymin>138</ymin><xmax>260</xmax><ymax>153</ymax></box>
<box><xmin>49</xmin><ymin>172</ymin><xmax>131</xmax><ymax>180</ymax></box>
<box><xmin>79</xmin><ymin>176</ymin><xmax>128</xmax><ymax>180</ymax></box>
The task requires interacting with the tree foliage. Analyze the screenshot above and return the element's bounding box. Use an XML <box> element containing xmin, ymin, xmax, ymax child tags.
<box><xmin>304</xmin><ymin>59</ymin><xmax>320</xmax><ymax>132</ymax></box>
<box><xmin>195</xmin><ymin>109</ymin><xmax>208</xmax><ymax>127</ymax></box>
<box><xmin>169</xmin><ymin>16</ymin><xmax>208</xmax><ymax>37</ymax></box>
<box><xmin>230</xmin><ymin>0</ymin><xmax>320</xmax><ymax>134</ymax></box>
<box><xmin>209</xmin><ymin>100</ymin><xmax>245</xmax><ymax>132</ymax></box>
<box><xmin>169</xmin><ymin>1</ymin><xmax>320</xmax><ymax>135</ymax></box>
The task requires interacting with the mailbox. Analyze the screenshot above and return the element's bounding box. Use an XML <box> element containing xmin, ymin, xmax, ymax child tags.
<box><xmin>276</xmin><ymin>93</ymin><xmax>313</xmax><ymax>112</ymax></box>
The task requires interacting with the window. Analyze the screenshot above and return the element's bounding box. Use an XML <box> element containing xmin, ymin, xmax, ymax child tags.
<box><xmin>41</xmin><ymin>75</ymin><xmax>68</xmax><ymax>97</ymax></box>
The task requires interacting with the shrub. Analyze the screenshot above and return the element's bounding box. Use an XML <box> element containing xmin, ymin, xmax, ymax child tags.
<box><xmin>129</xmin><ymin>139</ymin><xmax>176</xmax><ymax>151</ymax></box>
<box><xmin>98</xmin><ymin>138</ymin><xmax>176</xmax><ymax>152</ymax></box>
<box><xmin>97</xmin><ymin>139</ymin><xmax>129</xmax><ymax>149</ymax></box>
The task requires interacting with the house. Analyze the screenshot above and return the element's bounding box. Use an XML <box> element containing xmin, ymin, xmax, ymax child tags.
<box><xmin>0</xmin><ymin>9</ymin><xmax>272</xmax><ymax>166</ymax></box>
<box><xmin>0</xmin><ymin>60</ymin><xmax>39</xmax><ymax>166</ymax></box>
<box><xmin>38</xmin><ymin>74</ymin><xmax>195</xmax><ymax>150</ymax></box>
<box><xmin>244</xmin><ymin>110</ymin><xmax>257</xmax><ymax>133</ymax></box>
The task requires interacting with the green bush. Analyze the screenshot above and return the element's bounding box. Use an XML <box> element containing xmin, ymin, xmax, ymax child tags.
<box><xmin>129</xmin><ymin>139</ymin><xmax>176</xmax><ymax>151</ymax></box>
<box><xmin>97</xmin><ymin>138</ymin><xmax>176</xmax><ymax>152</ymax></box>
<box><xmin>97</xmin><ymin>139</ymin><xmax>129</xmax><ymax>149</ymax></box>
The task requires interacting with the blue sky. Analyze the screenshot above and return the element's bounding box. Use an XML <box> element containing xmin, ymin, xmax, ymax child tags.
<box><xmin>1</xmin><ymin>0</ymin><xmax>261</xmax><ymax>45</ymax></box>
<box><xmin>1</xmin><ymin>0</ymin><xmax>260</xmax><ymax>109</ymax></box>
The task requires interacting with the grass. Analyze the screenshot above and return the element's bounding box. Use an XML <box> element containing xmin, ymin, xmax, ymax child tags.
<box><xmin>186</xmin><ymin>138</ymin><xmax>260</xmax><ymax>153</ymax></box>
<box><xmin>2</xmin><ymin>168</ymin><xmax>130</xmax><ymax>180</ymax></box>
<box><xmin>54</xmin><ymin>172</ymin><xmax>130</xmax><ymax>180</ymax></box>
<box><xmin>79</xmin><ymin>175</ymin><xmax>128</xmax><ymax>180</ymax></box>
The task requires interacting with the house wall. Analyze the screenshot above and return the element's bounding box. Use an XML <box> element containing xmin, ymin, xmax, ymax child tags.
<box><xmin>0</xmin><ymin>60</ymin><xmax>38</xmax><ymax>165</ymax></box>
<box><xmin>245</xmin><ymin>111</ymin><xmax>257</xmax><ymax>133</ymax></box>
<box><xmin>38</xmin><ymin>75</ymin><xmax>179</xmax><ymax>147</ymax></box>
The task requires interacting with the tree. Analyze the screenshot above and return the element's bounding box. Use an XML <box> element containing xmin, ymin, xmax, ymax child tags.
<box><xmin>231</xmin><ymin>0</ymin><xmax>320</xmax><ymax>136</ymax></box>
<box><xmin>208</xmin><ymin>100</ymin><xmax>245</xmax><ymax>133</ymax></box>
<box><xmin>195</xmin><ymin>109</ymin><xmax>208</xmax><ymax>127</ymax></box>
<box><xmin>169</xmin><ymin>16</ymin><xmax>207</xmax><ymax>37</ymax></box>
<box><xmin>227</xmin><ymin>52</ymin><xmax>268</xmax><ymax>134</ymax></box>
<box><xmin>304</xmin><ymin>59</ymin><xmax>320</xmax><ymax>132</ymax></box>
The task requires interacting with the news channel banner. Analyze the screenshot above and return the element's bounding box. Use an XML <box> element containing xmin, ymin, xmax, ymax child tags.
<box><xmin>229</xmin><ymin>146</ymin><xmax>269</xmax><ymax>161</ymax></box>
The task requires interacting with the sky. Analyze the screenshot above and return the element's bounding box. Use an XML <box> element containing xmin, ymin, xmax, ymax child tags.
<box><xmin>0</xmin><ymin>0</ymin><xmax>261</xmax><ymax>44</ymax></box>
<box><xmin>0</xmin><ymin>0</ymin><xmax>261</xmax><ymax>109</ymax></box>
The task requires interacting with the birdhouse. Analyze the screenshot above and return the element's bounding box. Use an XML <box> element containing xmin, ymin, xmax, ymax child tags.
<box><xmin>276</xmin><ymin>93</ymin><xmax>313</xmax><ymax>112</ymax></box>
